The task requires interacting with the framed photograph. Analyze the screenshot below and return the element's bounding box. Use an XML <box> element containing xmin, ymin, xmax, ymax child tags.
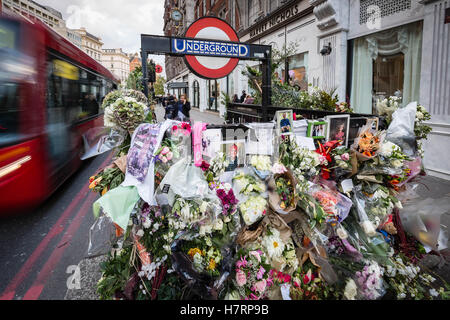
<box><xmin>348</xmin><ymin>117</ymin><xmax>368</xmax><ymax>145</ymax></box>
<box><xmin>367</xmin><ymin>117</ymin><xmax>379</xmax><ymax>131</ymax></box>
<box><xmin>307</xmin><ymin>120</ymin><xmax>327</xmax><ymax>139</ymax></box>
<box><xmin>325</xmin><ymin>115</ymin><xmax>350</xmax><ymax>147</ymax></box>
<box><xmin>202</xmin><ymin>129</ymin><xmax>222</xmax><ymax>159</ymax></box>
<box><xmin>276</xmin><ymin>110</ymin><xmax>294</xmax><ymax>135</ymax></box>
<box><xmin>222</xmin><ymin>140</ymin><xmax>245</xmax><ymax>172</ymax></box>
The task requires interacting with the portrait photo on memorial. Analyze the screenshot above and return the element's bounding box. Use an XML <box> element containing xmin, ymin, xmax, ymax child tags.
<box><xmin>276</xmin><ymin>110</ymin><xmax>294</xmax><ymax>135</ymax></box>
<box><xmin>326</xmin><ymin>115</ymin><xmax>350</xmax><ymax>147</ymax></box>
<box><xmin>307</xmin><ymin>120</ymin><xmax>328</xmax><ymax>139</ymax></box>
<box><xmin>222</xmin><ymin>140</ymin><xmax>245</xmax><ymax>171</ymax></box>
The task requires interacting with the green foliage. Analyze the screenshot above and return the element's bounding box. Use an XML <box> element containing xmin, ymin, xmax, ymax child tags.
<box><xmin>154</xmin><ymin>76</ymin><xmax>166</xmax><ymax>96</ymax></box>
<box><xmin>97</xmin><ymin>247</ymin><xmax>133</xmax><ymax>300</ymax></box>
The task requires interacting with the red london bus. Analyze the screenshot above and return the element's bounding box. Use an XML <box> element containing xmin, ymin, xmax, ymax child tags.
<box><xmin>0</xmin><ymin>12</ymin><xmax>118</xmax><ymax>215</ymax></box>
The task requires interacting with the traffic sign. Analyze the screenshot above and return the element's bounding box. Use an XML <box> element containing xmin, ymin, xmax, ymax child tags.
<box><xmin>183</xmin><ymin>17</ymin><xmax>241</xmax><ymax>79</ymax></box>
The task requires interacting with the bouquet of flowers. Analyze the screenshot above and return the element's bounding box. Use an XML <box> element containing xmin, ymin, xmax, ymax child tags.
<box><xmin>232</xmin><ymin>172</ymin><xmax>266</xmax><ymax>196</ymax></box>
<box><xmin>384</xmin><ymin>254</ymin><xmax>443</xmax><ymax>300</ymax></box>
<box><xmin>307</xmin><ymin>183</ymin><xmax>353</xmax><ymax>226</ymax></box>
<box><xmin>335</xmin><ymin>102</ymin><xmax>353</xmax><ymax>113</ymax></box>
<box><xmin>279</xmin><ymin>136</ymin><xmax>321</xmax><ymax>179</ymax></box>
<box><xmin>267</xmin><ymin>164</ymin><xmax>297</xmax><ymax>214</ymax></box>
<box><xmin>250</xmin><ymin>155</ymin><xmax>272</xmax><ymax>180</ymax></box>
<box><xmin>101</xmin><ymin>89</ymin><xmax>148</xmax><ymax>110</ymax></box>
<box><xmin>171</xmin><ymin>195</ymin><xmax>212</xmax><ymax>227</ymax></box>
<box><xmin>376</xmin><ymin>96</ymin><xmax>401</xmax><ymax>124</ymax></box>
<box><xmin>232</xmin><ymin>249</ymin><xmax>273</xmax><ymax>300</ymax></box>
<box><xmin>352</xmin><ymin>184</ymin><xmax>400</xmax><ymax>236</ymax></box>
<box><xmin>331</xmin><ymin>147</ymin><xmax>352</xmax><ymax>171</ymax></box>
<box><xmin>215</xmin><ymin>183</ymin><xmax>239</xmax><ymax>216</ymax></box>
<box><xmin>289</xmin><ymin>260</ymin><xmax>335</xmax><ymax>300</ymax></box>
<box><xmin>185</xmin><ymin>244</ymin><xmax>223</xmax><ymax>277</ymax></box>
<box><xmin>104</xmin><ymin>97</ymin><xmax>148</xmax><ymax>132</ymax></box>
<box><xmin>354</xmin><ymin>260</ymin><xmax>385</xmax><ymax>300</ymax></box>
<box><xmin>201</xmin><ymin>152</ymin><xmax>229</xmax><ymax>184</ymax></box>
<box><xmin>89</xmin><ymin>165</ymin><xmax>124</xmax><ymax>196</ymax></box>
<box><xmin>351</xmin><ymin>121</ymin><xmax>385</xmax><ymax>161</ymax></box>
<box><xmin>261</xmin><ymin>227</ymin><xmax>298</xmax><ymax>273</ymax></box>
<box><xmin>239</xmin><ymin>195</ymin><xmax>267</xmax><ymax>226</ymax></box>
<box><xmin>414</xmin><ymin>104</ymin><xmax>432</xmax><ymax>157</ymax></box>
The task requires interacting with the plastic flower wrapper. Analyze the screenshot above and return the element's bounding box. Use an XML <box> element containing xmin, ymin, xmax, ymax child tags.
<box><xmin>80</xmin><ymin>126</ymin><xmax>127</xmax><ymax>160</ymax></box>
<box><xmin>170</xmin><ymin>231</ymin><xmax>234</xmax><ymax>300</ymax></box>
<box><xmin>352</xmin><ymin>183</ymin><xmax>399</xmax><ymax>237</ymax></box>
<box><xmin>304</xmin><ymin>182</ymin><xmax>353</xmax><ymax>227</ymax></box>
<box><xmin>239</xmin><ymin>195</ymin><xmax>268</xmax><ymax>226</ymax></box>
<box><xmin>385</xmin><ymin>101</ymin><xmax>417</xmax><ymax>157</ymax></box>
<box><xmin>232</xmin><ymin>168</ymin><xmax>267</xmax><ymax>200</ymax></box>
<box><xmin>278</xmin><ymin>135</ymin><xmax>321</xmax><ymax>180</ymax></box>
<box><xmin>267</xmin><ymin>166</ymin><xmax>298</xmax><ymax>215</ymax></box>
<box><xmin>376</xmin><ymin>96</ymin><xmax>401</xmax><ymax>125</ymax></box>
<box><xmin>231</xmin><ymin>248</ymin><xmax>274</xmax><ymax>300</ymax></box>
<box><xmin>350</xmin><ymin>120</ymin><xmax>386</xmax><ymax>162</ymax></box>
<box><xmin>383</xmin><ymin>253</ymin><xmax>443</xmax><ymax>300</ymax></box>
<box><xmin>87</xmin><ymin>213</ymin><xmax>118</xmax><ymax>258</ymax></box>
<box><xmin>330</xmin><ymin>146</ymin><xmax>352</xmax><ymax>179</ymax></box>
<box><xmin>202</xmin><ymin>152</ymin><xmax>229</xmax><ymax>184</ymax></box>
<box><xmin>399</xmin><ymin>197</ymin><xmax>449</xmax><ymax>252</ymax></box>
<box><xmin>250</xmin><ymin>155</ymin><xmax>272</xmax><ymax>180</ymax></box>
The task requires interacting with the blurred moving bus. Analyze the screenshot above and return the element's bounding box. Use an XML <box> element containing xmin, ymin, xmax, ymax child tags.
<box><xmin>0</xmin><ymin>13</ymin><xmax>118</xmax><ymax>215</ymax></box>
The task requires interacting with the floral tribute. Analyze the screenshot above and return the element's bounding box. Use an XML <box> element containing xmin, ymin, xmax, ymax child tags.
<box><xmin>87</xmin><ymin>94</ymin><xmax>449</xmax><ymax>301</ymax></box>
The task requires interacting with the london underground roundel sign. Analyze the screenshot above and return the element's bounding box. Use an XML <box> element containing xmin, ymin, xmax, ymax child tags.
<box><xmin>183</xmin><ymin>17</ymin><xmax>240</xmax><ymax>79</ymax></box>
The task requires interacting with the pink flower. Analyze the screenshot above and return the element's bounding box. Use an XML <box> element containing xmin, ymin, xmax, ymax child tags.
<box><xmin>166</xmin><ymin>151</ymin><xmax>173</xmax><ymax>161</ymax></box>
<box><xmin>341</xmin><ymin>153</ymin><xmax>350</xmax><ymax>161</ymax></box>
<box><xmin>236</xmin><ymin>256</ymin><xmax>248</xmax><ymax>269</ymax></box>
<box><xmin>249</xmin><ymin>251</ymin><xmax>261</xmax><ymax>263</ymax></box>
<box><xmin>161</xmin><ymin>146</ymin><xmax>170</xmax><ymax>155</ymax></box>
<box><xmin>160</xmin><ymin>156</ymin><xmax>168</xmax><ymax>163</ymax></box>
<box><xmin>236</xmin><ymin>270</ymin><xmax>247</xmax><ymax>286</ymax></box>
<box><xmin>253</xmin><ymin>280</ymin><xmax>267</xmax><ymax>293</ymax></box>
<box><xmin>256</xmin><ymin>266</ymin><xmax>265</xmax><ymax>280</ymax></box>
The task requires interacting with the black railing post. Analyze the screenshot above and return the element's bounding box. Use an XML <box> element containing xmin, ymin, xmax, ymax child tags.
<box><xmin>261</xmin><ymin>48</ymin><xmax>272</xmax><ymax>122</ymax></box>
<box><xmin>141</xmin><ymin>50</ymin><xmax>149</xmax><ymax>99</ymax></box>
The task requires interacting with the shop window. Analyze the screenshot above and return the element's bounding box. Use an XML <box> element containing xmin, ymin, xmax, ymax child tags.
<box><xmin>373</xmin><ymin>53</ymin><xmax>404</xmax><ymax>99</ymax></box>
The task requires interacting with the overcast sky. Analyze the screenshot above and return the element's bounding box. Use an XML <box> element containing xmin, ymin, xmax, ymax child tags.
<box><xmin>38</xmin><ymin>0</ymin><xmax>166</xmax><ymax>72</ymax></box>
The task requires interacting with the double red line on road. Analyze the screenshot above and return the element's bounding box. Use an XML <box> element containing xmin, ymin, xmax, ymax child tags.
<box><xmin>0</xmin><ymin>152</ymin><xmax>114</xmax><ymax>300</ymax></box>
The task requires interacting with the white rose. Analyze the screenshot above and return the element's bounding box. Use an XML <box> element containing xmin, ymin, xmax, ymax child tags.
<box><xmin>213</xmin><ymin>218</ymin><xmax>224</xmax><ymax>231</ymax></box>
<box><xmin>391</xmin><ymin>159</ymin><xmax>403</xmax><ymax>168</ymax></box>
<box><xmin>136</xmin><ymin>229</ymin><xmax>144</xmax><ymax>237</ymax></box>
<box><xmin>416</xmin><ymin>111</ymin><xmax>424</xmax><ymax>120</ymax></box>
<box><xmin>344</xmin><ymin>279</ymin><xmax>358</xmax><ymax>300</ymax></box>
<box><xmin>360</xmin><ymin>220</ymin><xmax>377</xmax><ymax>237</ymax></box>
<box><xmin>199</xmin><ymin>201</ymin><xmax>209</xmax><ymax>214</ymax></box>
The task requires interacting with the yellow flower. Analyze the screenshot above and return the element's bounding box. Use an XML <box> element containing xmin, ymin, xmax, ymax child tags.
<box><xmin>207</xmin><ymin>258</ymin><xmax>216</xmax><ymax>270</ymax></box>
<box><xmin>188</xmin><ymin>248</ymin><xmax>203</xmax><ymax>259</ymax></box>
<box><xmin>89</xmin><ymin>177</ymin><xmax>102</xmax><ymax>189</ymax></box>
<box><xmin>101</xmin><ymin>187</ymin><xmax>108</xmax><ymax>196</ymax></box>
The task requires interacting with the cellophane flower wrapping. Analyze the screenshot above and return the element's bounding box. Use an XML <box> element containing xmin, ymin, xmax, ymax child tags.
<box><xmin>350</xmin><ymin>120</ymin><xmax>386</xmax><ymax>162</ymax></box>
<box><xmin>385</xmin><ymin>102</ymin><xmax>417</xmax><ymax>157</ymax></box>
<box><xmin>305</xmin><ymin>182</ymin><xmax>353</xmax><ymax>226</ymax></box>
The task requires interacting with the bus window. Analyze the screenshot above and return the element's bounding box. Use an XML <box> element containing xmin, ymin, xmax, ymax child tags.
<box><xmin>0</xmin><ymin>18</ymin><xmax>22</xmax><ymax>146</ymax></box>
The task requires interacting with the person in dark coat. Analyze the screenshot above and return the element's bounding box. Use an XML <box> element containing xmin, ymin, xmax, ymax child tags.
<box><xmin>177</xmin><ymin>94</ymin><xmax>191</xmax><ymax>121</ymax></box>
<box><xmin>240</xmin><ymin>90</ymin><xmax>247</xmax><ymax>103</ymax></box>
<box><xmin>165</xmin><ymin>95</ymin><xmax>177</xmax><ymax>120</ymax></box>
